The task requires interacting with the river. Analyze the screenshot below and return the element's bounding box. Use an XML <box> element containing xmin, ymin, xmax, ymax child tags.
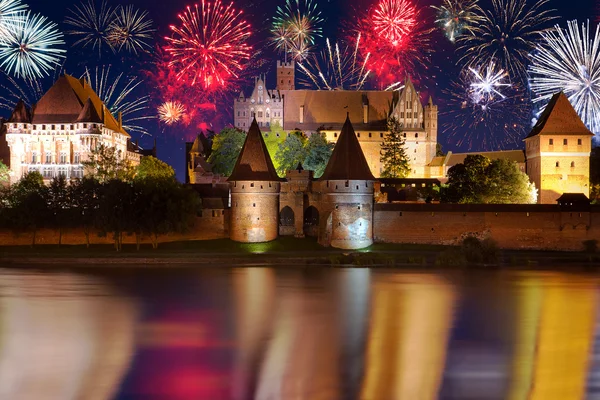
<box><xmin>0</xmin><ymin>266</ymin><xmax>598</xmax><ymax>399</ymax></box>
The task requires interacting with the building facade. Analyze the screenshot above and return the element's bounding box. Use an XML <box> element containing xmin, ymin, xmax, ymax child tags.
<box><xmin>1</xmin><ymin>75</ymin><xmax>144</xmax><ymax>184</ymax></box>
<box><xmin>233</xmin><ymin>75</ymin><xmax>284</xmax><ymax>131</ymax></box>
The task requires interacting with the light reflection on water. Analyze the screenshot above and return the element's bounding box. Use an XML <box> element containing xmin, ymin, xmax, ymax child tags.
<box><xmin>0</xmin><ymin>267</ymin><xmax>598</xmax><ymax>399</ymax></box>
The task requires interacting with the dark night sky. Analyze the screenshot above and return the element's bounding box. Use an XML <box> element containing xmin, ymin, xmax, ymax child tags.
<box><xmin>22</xmin><ymin>0</ymin><xmax>597</xmax><ymax>180</ymax></box>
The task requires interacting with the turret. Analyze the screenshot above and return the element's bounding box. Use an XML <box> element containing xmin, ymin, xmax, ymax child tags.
<box><xmin>316</xmin><ymin>115</ymin><xmax>375</xmax><ymax>249</ymax></box>
<box><xmin>228</xmin><ymin>118</ymin><xmax>282</xmax><ymax>242</ymax></box>
<box><xmin>276</xmin><ymin>60</ymin><xmax>295</xmax><ymax>91</ymax></box>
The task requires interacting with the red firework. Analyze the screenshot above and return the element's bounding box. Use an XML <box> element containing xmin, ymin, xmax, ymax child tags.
<box><xmin>164</xmin><ymin>0</ymin><xmax>252</xmax><ymax>91</ymax></box>
<box><xmin>353</xmin><ymin>0</ymin><xmax>432</xmax><ymax>89</ymax></box>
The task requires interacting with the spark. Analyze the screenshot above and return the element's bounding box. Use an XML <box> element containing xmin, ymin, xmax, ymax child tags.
<box><xmin>107</xmin><ymin>5</ymin><xmax>154</xmax><ymax>54</ymax></box>
<box><xmin>456</xmin><ymin>0</ymin><xmax>557</xmax><ymax>79</ymax></box>
<box><xmin>65</xmin><ymin>0</ymin><xmax>115</xmax><ymax>54</ymax></box>
<box><xmin>0</xmin><ymin>11</ymin><xmax>66</xmax><ymax>79</ymax></box>
<box><xmin>271</xmin><ymin>0</ymin><xmax>323</xmax><ymax>61</ymax></box>
<box><xmin>83</xmin><ymin>66</ymin><xmax>154</xmax><ymax>135</ymax></box>
<box><xmin>529</xmin><ymin>20</ymin><xmax>600</xmax><ymax>138</ymax></box>
<box><xmin>164</xmin><ymin>0</ymin><xmax>252</xmax><ymax>91</ymax></box>
<box><xmin>158</xmin><ymin>101</ymin><xmax>186</xmax><ymax>125</ymax></box>
<box><xmin>431</xmin><ymin>0</ymin><xmax>481</xmax><ymax>43</ymax></box>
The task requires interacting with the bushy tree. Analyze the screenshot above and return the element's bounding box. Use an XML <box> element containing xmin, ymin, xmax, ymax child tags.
<box><xmin>47</xmin><ymin>175</ymin><xmax>71</xmax><ymax>245</ymax></box>
<box><xmin>6</xmin><ymin>171</ymin><xmax>48</xmax><ymax>246</ymax></box>
<box><xmin>70</xmin><ymin>177</ymin><xmax>100</xmax><ymax>248</ymax></box>
<box><xmin>442</xmin><ymin>155</ymin><xmax>536</xmax><ymax>204</ymax></box>
<box><xmin>95</xmin><ymin>179</ymin><xmax>135</xmax><ymax>251</ymax></box>
<box><xmin>208</xmin><ymin>127</ymin><xmax>246</xmax><ymax>176</ymax></box>
<box><xmin>304</xmin><ymin>133</ymin><xmax>334</xmax><ymax>178</ymax></box>
<box><xmin>135</xmin><ymin>156</ymin><xmax>175</xmax><ymax>180</ymax></box>
<box><xmin>83</xmin><ymin>144</ymin><xmax>135</xmax><ymax>183</ymax></box>
<box><xmin>380</xmin><ymin>117</ymin><xmax>410</xmax><ymax>178</ymax></box>
<box><xmin>0</xmin><ymin>160</ymin><xmax>9</xmax><ymax>185</ymax></box>
<box><xmin>275</xmin><ymin>132</ymin><xmax>307</xmax><ymax>176</ymax></box>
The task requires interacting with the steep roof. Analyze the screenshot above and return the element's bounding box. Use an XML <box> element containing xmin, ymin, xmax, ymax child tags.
<box><xmin>8</xmin><ymin>100</ymin><xmax>31</xmax><ymax>123</ymax></box>
<box><xmin>228</xmin><ymin>118</ymin><xmax>281</xmax><ymax>181</ymax></box>
<box><xmin>526</xmin><ymin>92</ymin><xmax>594</xmax><ymax>139</ymax></box>
<box><xmin>76</xmin><ymin>98</ymin><xmax>102</xmax><ymax>123</ymax></box>
<box><xmin>318</xmin><ymin>115</ymin><xmax>375</xmax><ymax>181</ymax></box>
<box><xmin>31</xmin><ymin>74</ymin><xmax>129</xmax><ymax>137</ymax></box>
<box><xmin>281</xmin><ymin>90</ymin><xmax>397</xmax><ymax>131</ymax></box>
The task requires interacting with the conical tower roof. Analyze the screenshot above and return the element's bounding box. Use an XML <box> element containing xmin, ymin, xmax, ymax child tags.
<box><xmin>8</xmin><ymin>100</ymin><xmax>30</xmax><ymax>123</ymax></box>
<box><xmin>76</xmin><ymin>98</ymin><xmax>102</xmax><ymax>123</ymax></box>
<box><xmin>318</xmin><ymin>115</ymin><xmax>375</xmax><ymax>181</ymax></box>
<box><xmin>228</xmin><ymin>118</ymin><xmax>281</xmax><ymax>181</ymax></box>
<box><xmin>526</xmin><ymin>92</ymin><xmax>594</xmax><ymax>138</ymax></box>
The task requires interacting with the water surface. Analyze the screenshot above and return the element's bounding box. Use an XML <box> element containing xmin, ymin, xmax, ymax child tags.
<box><xmin>0</xmin><ymin>266</ymin><xmax>598</xmax><ymax>399</ymax></box>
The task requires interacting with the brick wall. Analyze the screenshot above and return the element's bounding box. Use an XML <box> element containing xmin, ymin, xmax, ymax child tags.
<box><xmin>374</xmin><ymin>204</ymin><xmax>600</xmax><ymax>251</ymax></box>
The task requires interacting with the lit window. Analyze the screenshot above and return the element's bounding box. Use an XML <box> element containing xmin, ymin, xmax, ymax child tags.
<box><xmin>45</xmin><ymin>152</ymin><xmax>52</xmax><ymax>163</ymax></box>
<box><xmin>31</xmin><ymin>153</ymin><xmax>37</xmax><ymax>163</ymax></box>
<box><xmin>59</xmin><ymin>153</ymin><xmax>67</xmax><ymax>164</ymax></box>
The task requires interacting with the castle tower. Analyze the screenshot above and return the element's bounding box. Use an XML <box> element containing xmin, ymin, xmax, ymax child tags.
<box><xmin>187</xmin><ymin>134</ymin><xmax>213</xmax><ymax>184</ymax></box>
<box><xmin>277</xmin><ymin>60</ymin><xmax>295</xmax><ymax>91</ymax></box>
<box><xmin>525</xmin><ymin>92</ymin><xmax>594</xmax><ymax>204</ymax></box>
<box><xmin>424</xmin><ymin>95</ymin><xmax>439</xmax><ymax>161</ymax></box>
<box><xmin>317</xmin><ymin>115</ymin><xmax>375</xmax><ymax>249</ymax></box>
<box><xmin>228</xmin><ymin>118</ymin><xmax>282</xmax><ymax>243</ymax></box>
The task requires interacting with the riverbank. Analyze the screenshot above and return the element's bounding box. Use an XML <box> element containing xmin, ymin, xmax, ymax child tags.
<box><xmin>0</xmin><ymin>237</ymin><xmax>598</xmax><ymax>268</ymax></box>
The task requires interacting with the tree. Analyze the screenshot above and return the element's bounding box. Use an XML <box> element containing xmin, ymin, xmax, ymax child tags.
<box><xmin>0</xmin><ymin>160</ymin><xmax>9</xmax><ymax>185</ymax></box>
<box><xmin>380</xmin><ymin>117</ymin><xmax>410</xmax><ymax>178</ymax></box>
<box><xmin>303</xmin><ymin>133</ymin><xmax>334</xmax><ymax>178</ymax></box>
<box><xmin>442</xmin><ymin>155</ymin><xmax>537</xmax><ymax>204</ymax></box>
<box><xmin>275</xmin><ymin>131</ymin><xmax>307</xmax><ymax>176</ymax></box>
<box><xmin>135</xmin><ymin>156</ymin><xmax>175</xmax><ymax>180</ymax></box>
<box><xmin>83</xmin><ymin>144</ymin><xmax>135</xmax><ymax>183</ymax></box>
<box><xmin>6</xmin><ymin>171</ymin><xmax>48</xmax><ymax>246</ymax></box>
<box><xmin>47</xmin><ymin>175</ymin><xmax>71</xmax><ymax>245</ymax></box>
<box><xmin>95</xmin><ymin>179</ymin><xmax>135</xmax><ymax>251</ymax></box>
<box><xmin>70</xmin><ymin>177</ymin><xmax>100</xmax><ymax>248</ymax></box>
<box><xmin>208</xmin><ymin>127</ymin><xmax>246</xmax><ymax>176</ymax></box>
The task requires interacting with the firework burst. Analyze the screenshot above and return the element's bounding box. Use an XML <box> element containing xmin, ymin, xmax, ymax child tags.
<box><xmin>353</xmin><ymin>0</ymin><xmax>432</xmax><ymax>89</ymax></box>
<box><xmin>83</xmin><ymin>66</ymin><xmax>154</xmax><ymax>135</ymax></box>
<box><xmin>457</xmin><ymin>0</ymin><xmax>557</xmax><ymax>79</ymax></box>
<box><xmin>107</xmin><ymin>5</ymin><xmax>154</xmax><ymax>54</ymax></box>
<box><xmin>0</xmin><ymin>0</ymin><xmax>27</xmax><ymax>36</ymax></box>
<box><xmin>444</xmin><ymin>62</ymin><xmax>530</xmax><ymax>150</ymax></box>
<box><xmin>0</xmin><ymin>11</ymin><xmax>66</xmax><ymax>79</ymax></box>
<box><xmin>158</xmin><ymin>101</ymin><xmax>186</xmax><ymax>125</ymax></box>
<box><xmin>432</xmin><ymin>0</ymin><xmax>481</xmax><ymax>43</ymax></box>
<box><xmin>165</xmin><ymin>0</ymin><xmax>252</xmax><ymax>91</ymax></box>
<box><xmin>529</xmin><ymin>20</ymin><xmax>600</xmax><ymax>137</ymax></box>
<box><xmin>65</xmin><ymin>0</ymin><xmax>115</xmax><ymax>54</ymax></box>
<box><xmin>271</xmin><ymin>0</ymin><xmax>323</xmax><ymax>61</ymax></box>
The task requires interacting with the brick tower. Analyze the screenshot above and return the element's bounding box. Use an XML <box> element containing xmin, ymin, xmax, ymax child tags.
<box><xmin>228</xmin><ymin>118</ymin><xmax>282</xmax><ymax>242</ymax></box>
<box><xmin>276</xmin><ymin>60</ymin><xmax>295</xmax><ymax>91</ymax></box>
<box><xmin>317</xmin><ymin>115</ymin><xmax>376</xmax><ymax>249</ymax></box>
<box><xmin>525</xmin><ymin>92</ymin><xmax>594</xmax><ymax>204</ymax></box>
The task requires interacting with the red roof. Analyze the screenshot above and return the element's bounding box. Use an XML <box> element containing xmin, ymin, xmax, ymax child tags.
<box><xmin>526</xmin><ymin>92</ymin><xmax>594</xmax><ymax>138</ymax></box>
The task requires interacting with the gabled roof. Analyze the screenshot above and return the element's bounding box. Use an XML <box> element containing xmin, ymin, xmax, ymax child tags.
<box><xmin>31</xmin><ymin>74</ymin><xmax>129</xmax><ymax>137</ymax></box>
<box><xmin>8</xmin><ymin>100</ymin><xmax>31</xmax><ymax>123</ymax></box>
<box><xmin>228</xmin><ymin>118</ymin><xmax>281</xmax><ymax>181</ymax></box>
<box><xmin>76</xmin><ymin>98</ymin><xmax>102</xmax><ymax>123</ymax></box>
<box><xmin>526</xmin><ymin>92</ymin><xmax>594</xmax><ymax>139</ymax></box>
<box><xmin>318</xmin><ymin>115</ymin><xmax>375</xmax><ymax>181</ymax></box>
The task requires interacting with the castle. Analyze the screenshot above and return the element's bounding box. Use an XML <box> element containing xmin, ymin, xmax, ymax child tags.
<box><xmin>0</xmin><ymin>75</ymin><xmax>148</xmax><ymax>184</ymax></box>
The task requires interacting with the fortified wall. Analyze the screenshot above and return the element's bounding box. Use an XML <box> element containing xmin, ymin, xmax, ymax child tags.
<box><xmin>374</xmin><ymin>204</ymin><xmax>600</xmax><ymax>251</ymax></box>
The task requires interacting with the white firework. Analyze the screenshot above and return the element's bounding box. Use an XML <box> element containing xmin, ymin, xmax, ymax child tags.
<box><xmin>0</xmin><ymin>11</ymin><xmax>66</xmax><ymax>79</ymax></box>
<box><xmin>0</xmin><ymin>0</ymin><xmax>27</xmax><ymax>36</ymax></box>
<box><xmin>529</xmin><ymin>20</ymin><xmax>600</xmax><ymax>136</ymax></box>
<box><xmin>468</xmin><ymin>62</ymin><xmax>511</xmax><ymax>105</ymax></box>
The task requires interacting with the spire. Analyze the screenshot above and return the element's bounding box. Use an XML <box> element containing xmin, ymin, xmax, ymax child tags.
<box><xmin>428</xmin><ymin>96</ymin><xmax>434</xmax><ymax>106</ymax></box>
<box><xmin>318</xmin><ymin>115</ymin><xmax>375</xmax><ymax>181</ymax></box>
<box><xmin>76</xmin><ymin>98</ymin><xmax>102</xmax><ymax>123</ymax></box>
<box><xmin>228</xmin><ymin>118</ymin><xmax>281</xmax><ymax>181</ymax></box>
<box><xmin>526</xmin><ymin>92</ymin><xmax>594</xmax><ymax>138</ymax></box>
<box><xmin>8</xmin><ymin>99</ymin><xmax>31</xmax><ymax>123</ymax></box>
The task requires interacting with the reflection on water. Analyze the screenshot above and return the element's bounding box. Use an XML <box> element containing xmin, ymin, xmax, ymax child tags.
<box><xmin>0</xmin><ymin>267</ymin><xmax>598</xmax><ymax>399</ymax></box>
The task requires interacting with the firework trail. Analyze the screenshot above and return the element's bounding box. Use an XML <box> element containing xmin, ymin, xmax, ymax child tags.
<box><xmin>271</xmin><ymin>0</ymin><xmax>323</xmax><ymax>61</ymax></box>
<box><xmin>83</xmin><ymin>66</ymin><xmax>154</xmax><ymax>135</ymax></box>
<box><xmin>444</xmin><ymin>62</ymin><xmax>530</xmax><ymax>150</ymax></box>
<box><xmin>0</xmin><ymin>71</ymin><xmax>44</xmax><ymax>111</ymax></box>
<box><xmin>432</xmin><ymin>0</ymin><xmax>481</xmax><ymax>43</ymax></box>
<box><xmin>165</xmin><ymin>0</ymin><xmax>252</xmax><ymax>91</ymax></box>
<box><xmin>456</xmin><ymin>0</ymin><xmax>556</xmax><ymax>80</ymax></box>
<box><xmin>0</xmin><ymin>11</ymin><xmax>66</xmax><ymax>79</ymax></box>
<box><xmin>353</xmin><ymin>0</ymin><xmax>433</xmax><ymax>89</ymax></box>
<box><xmin>65</xmin><ymin>0</ymin><xmax>115</xmax><ymax>55</ymax></box>
<box><xmin>297</xmin><ymin>37</ymin><xmax>373</xmax><ymax>90</ymax></box>
<box><xmin>529</xmin><ymin>20</ymin><xmax>600</xmax><ymax>138</ymax></box>
<box><xmin>158</xmin><ymin>101</ymin><xmax>186</xmax><ymax>125</ymax></box>
<box><xmin>107</xmin><ymin>5</ymin><xmax>154</xmax><ymax>54</ymax></box>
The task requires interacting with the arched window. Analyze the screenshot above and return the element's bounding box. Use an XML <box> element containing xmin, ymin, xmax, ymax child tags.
<box><xmin>280</xmin><ymin>206</ymin><xmax>294</xmax><ymax>226</ymax></box>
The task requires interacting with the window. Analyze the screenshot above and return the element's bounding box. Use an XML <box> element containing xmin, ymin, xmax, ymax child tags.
<box><xmin>61</xmin><ymin>125</ymin><xmax>64</xmax><ymax>130</ymax></box>
<box><xmin>237</xmin><ymin>111</ymin><xmax>240</xmax><ymax>117</ymax></box>
<box><xmin>401</xmin><ymin>112</ymin><xmax>405</xmax><ymax>118</ymax></box>
<box><xmin>414</xmin><ymin>112</ymin><xmax>418</xmax><ymax>118</ymax></box>
<box><xmin>571</xmin><ymin>161</ymin><xmax>575</xmax><ymax>168</ymax></box>
<box><xmin>74</xmin><ymin>152</ymin><xmax>80</xmax><ymax>164</ymax></box>
<box><xmin>549</xmin><ymin>138</ymin><xmax>554</xmax><ymax>145</ymax></box>
<box><xmin>563</xmin><ymin>138</ymin><xmax>568</xmax><ymax>145</ymax></box>
<box><xmin>578</xmin><ymin>138</ymin><xmax>582</xmax><ymax>145</ymax></box>
<box><xmin>45</xmin><ymin>152</ymin><xmax>52</xmax><ymax>163</ymax></box>
<box><xmin>380</xmin><ymin>133</ymin><xmax>384</xmax><ymax>138</ymax></box>
<box><xmin>334</xmin><ymin>132</ymin><xmax>338</xmax><ymax>138</ymax></box>
<box><xmin>73</xmin><ymin>167</ymin><xmax>83</xmax><ymax>179</ymax></box>
<box><xmin>556</xmin><ymin>161</ymin><xmax>560</xmax><ymax>167</ymax></box>
<box><xmin>70</xmin><ymin>125</ymin><xmax>74</xmax><ymax>130</ymax></box>
<box><xmin>415</xmin><ymin>133</ymin><xmax>418</xmax><ymax>138</ymax></box>
<box><xmin>357</xmin><ymin>133</ymin><xmax>360</xmax><ymax>138</ymax></box>
<box><xmin>83</xmin><ymin>124</ymin><xmax>88</xmax><ymax>128</ymax></box>
<box><xmin>31</xmin><ymin>153</ymin><xmax>37</xmax><ymax>163</ymax></box>
<box><xmin>59</xmin><ymin>153</ymin><xmax>67</xmax><ymax>164</ymax></box>
<box><xmin>42</xmin><ymin>125</ymin><xmax>46</xmax><ymax>130</ymax></box>
<box><xmin>258</xmin><ymin>112</ymin><xmax>263</xmax><ymax>118</ymax></box>
<box><xmin>43</xmin><ymin>167</ymin><xmax>53</xmax><ymax>178</ymax></box>
<box><xmin>51</xmin><ymin>125</ymin><xmax>55</xmax><ymax>130</ymax></box>
<box><xmin>58</xmin><ymin>167</ymin><xmax>67</xmax><ymax>177</ymax></box>
<box><xmin>368</xmin><ymin>132</ymin><xmax>372</xmax><ymax>137</ymax></box>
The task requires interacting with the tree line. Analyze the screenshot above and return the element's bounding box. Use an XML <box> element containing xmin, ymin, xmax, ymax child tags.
<box><xmin>0</xmin><ymin>146</ymin><xmax>199</xmax><ymax>249</ymax></box>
